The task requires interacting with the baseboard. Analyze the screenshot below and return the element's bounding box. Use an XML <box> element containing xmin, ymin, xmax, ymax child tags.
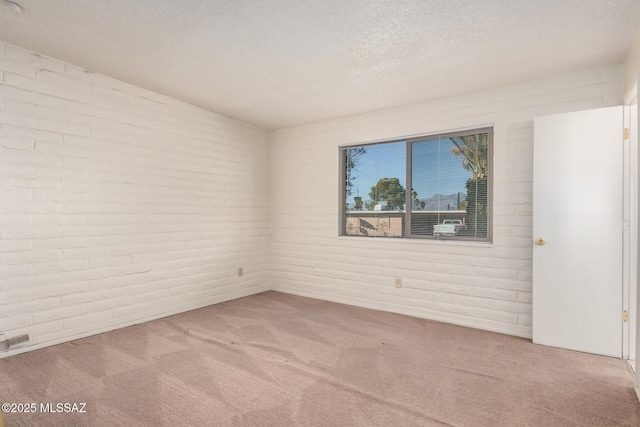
<box><xmin>271</xmin><ymin>286</ymin><xmax>532</xmax><ymax>339</ymax></box>
<box><xmin>0</xmin><ymin>286</ymin><xmax>268</xmax><ymax>360</ymax></box>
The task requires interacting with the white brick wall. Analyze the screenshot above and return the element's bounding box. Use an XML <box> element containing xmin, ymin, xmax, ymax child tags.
<box><xmin>0</xmin><ymin>40</ymin><xmax>627</xmax><ymax>357</ymax></box>
<box><xmin>0</xmin><ymin>42</ymin><xmax>270</xmax><ymax>357</ymax></box>
<box><xmin>270</xmin><ymin>65</ymin><xmax>623</xmax><ymax>338</ymax></box>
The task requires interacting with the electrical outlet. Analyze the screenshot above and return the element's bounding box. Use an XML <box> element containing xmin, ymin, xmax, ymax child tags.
<box><xmin>237</xmin><ymin>267</ymin><xmax>243</xmax><ymax>277</ymax></box>
<box><xmin>395</xmin><ymin>278</ymin><xmax>402</xmax><ymax>288</ymax></box>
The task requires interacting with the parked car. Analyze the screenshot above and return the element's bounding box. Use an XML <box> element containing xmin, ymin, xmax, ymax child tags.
<box><xmin>433</xmin><ymin>219</ymin><xmax>465</xmax><ymax>236</ymax></box>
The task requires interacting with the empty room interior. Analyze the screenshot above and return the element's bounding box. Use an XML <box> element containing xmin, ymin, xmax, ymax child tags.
<box><xmin>3</xmin><ymin>0</ymin><xmax>640</xmax><ymax>426</ymax></box>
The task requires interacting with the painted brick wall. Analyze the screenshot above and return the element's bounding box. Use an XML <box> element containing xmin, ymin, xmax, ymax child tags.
<box><xmin>0</xmin><ymin>42</ymin><xmax>270</xmax><ymax>357</ymax></box>
<box><xmin>270</xmin><ymin>66</ymin><xmax>623</xmax><ymax>338</ymax></box>
<box><xmin>0</xmin><ymin>39</ymin><xmax>626</xmax><ymax>357</ymax></box>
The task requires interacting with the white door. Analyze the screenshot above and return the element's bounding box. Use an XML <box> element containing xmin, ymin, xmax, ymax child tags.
<box><xmin>533</xmin><ymin>106</ymin><xmax>623</xmax><ymax>358</ymax></box>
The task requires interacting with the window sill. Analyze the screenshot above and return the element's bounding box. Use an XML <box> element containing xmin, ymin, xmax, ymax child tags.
<box><xmin>337</xmin><ymin>235</ymin><xmax>493</xmax><ymax>248</ymax></box>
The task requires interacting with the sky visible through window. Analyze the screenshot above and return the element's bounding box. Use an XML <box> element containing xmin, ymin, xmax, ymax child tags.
<box><xmin>347</xmin><ymin>138</ymin><xmax>472</xmax><ymax>207</ymax></box>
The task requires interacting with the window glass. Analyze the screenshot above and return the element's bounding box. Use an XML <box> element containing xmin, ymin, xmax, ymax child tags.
<box><xmin>341</xmin><ymin>127</ymin><xmax>492</xmax><ymax>242</ymax></box>
<box><xmin>345</xmin><ymin>142</ymin><xmax>405</xmax><ymax>237</ymax></box>
<box><xmin>410</xmin><ymin>132</ymin><xmax>489</xmax><ymax>240</ymax></box>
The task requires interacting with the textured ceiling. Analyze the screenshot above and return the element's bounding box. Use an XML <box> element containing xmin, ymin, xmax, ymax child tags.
<box><xmin>1</xmin><ymin>0</ymin><xmax>640</xmax><ymax>130</ymax></box>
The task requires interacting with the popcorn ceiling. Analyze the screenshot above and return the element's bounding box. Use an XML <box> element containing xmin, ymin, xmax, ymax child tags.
<box><xmin>0</xmin><ymin>0</ymin><xmax>638</xmax><ymax>129</ymax></box>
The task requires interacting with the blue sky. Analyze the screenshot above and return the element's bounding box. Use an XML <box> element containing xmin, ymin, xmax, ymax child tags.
<box><xmin>347</xmin><ymin>138</ymin><xmax>471</xmax><ymax>205</ymax></box>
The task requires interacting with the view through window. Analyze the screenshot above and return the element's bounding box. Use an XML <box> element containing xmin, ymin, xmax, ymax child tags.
<box><xmin>341</xmin><ymin>127</ymin><xmax>492</xmax><ymax>242</ymax></box>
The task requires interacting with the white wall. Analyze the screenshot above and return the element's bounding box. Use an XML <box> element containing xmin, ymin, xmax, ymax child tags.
<box><xmin>624</xmin><ymin>25</ymin><xmax>640</xmax><ymax>100</ymax></box>
<box><xmin>270</xmin><ymin>66</ymin><xmax>623</xmax><ymax>338</ymax></box>
<box><xmin>0</xmin><ymin>42</ymin><xmax>270</xmax><ymax>358</ymax></box>
<box><xmin>0</xmin><ymin>38</ymin><xmax>628</xmax><ymax>358</ymax></box>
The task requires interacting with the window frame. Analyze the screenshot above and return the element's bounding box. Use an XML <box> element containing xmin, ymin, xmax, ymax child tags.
<box><xmin>339</xmin><ymin>126</ymin><xmax>494</xmax><ymax>243</ymax></box>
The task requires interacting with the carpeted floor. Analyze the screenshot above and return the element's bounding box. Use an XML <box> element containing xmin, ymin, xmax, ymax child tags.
<box><xmin>1</xmin><ymin>291</ymin><xmax>639</xmax><ymax>426</ymax></box>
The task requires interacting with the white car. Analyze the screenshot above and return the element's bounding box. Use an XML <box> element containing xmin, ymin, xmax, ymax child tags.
<box><xmin>433</xmin><ymin>219</ymin><xmax>465</xmax><ymax>236</ymax></box>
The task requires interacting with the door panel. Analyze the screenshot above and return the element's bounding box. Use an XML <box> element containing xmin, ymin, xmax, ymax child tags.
<box><xmin>533</xmin><ymin>106</ymin><xmax>623</xmax><ymax>357</ymax></box>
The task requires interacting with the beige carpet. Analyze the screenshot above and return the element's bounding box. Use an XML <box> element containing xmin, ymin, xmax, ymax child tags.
<box><xmin>1</xmin><ymin>291</ymin><xmax>639</xmax><ymax>426</ymax></box>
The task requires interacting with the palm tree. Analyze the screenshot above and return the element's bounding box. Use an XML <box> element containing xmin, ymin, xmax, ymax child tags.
<box><xmin>450</xmin><ymin>133</ymin><xmax>487</xmax><ymax>180</ymax></box>
<box><xmin>450</xmin><ymin>133</ymin><xmax>489</xmax><ymax>238</ymax></box>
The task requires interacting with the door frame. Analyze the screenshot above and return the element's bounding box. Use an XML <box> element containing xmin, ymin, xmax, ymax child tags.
<box><xmin>626</xmin><ymin>78</ymin><xmax>640</xmax><ymax>402</ymax></box>
<box><xmin>623</xmin><ymin>88</ymin><xmax>637</xmax><ymax>361</ymax></box>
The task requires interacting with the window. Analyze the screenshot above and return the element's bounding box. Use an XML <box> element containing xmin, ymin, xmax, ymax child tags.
<box><xmin>340</xmin><ymin>127</ymin><xmax>493</xmax><ymax>242</ymax></box>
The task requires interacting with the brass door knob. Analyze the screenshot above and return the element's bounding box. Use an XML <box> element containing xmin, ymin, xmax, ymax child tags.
<box><xmin>536</xmin><ymin>237</ymin><xmax>546</xmax><ymax>246</ymax></box>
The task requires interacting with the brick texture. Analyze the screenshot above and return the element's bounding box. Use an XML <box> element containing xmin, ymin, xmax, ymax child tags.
<box><xmin>0</xmin><ymin>42</ymin><xmax>270</xmax><ymax>357</ymax></box>
<box><xmin>269</xmin><ymin>65</ymin><xmax>623</xmax><ymax>338</ymax></box>
<box><xmin>0</xmin><ymin>40</ymin><xmax>626</xmax><ymax>357</ymax></box>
